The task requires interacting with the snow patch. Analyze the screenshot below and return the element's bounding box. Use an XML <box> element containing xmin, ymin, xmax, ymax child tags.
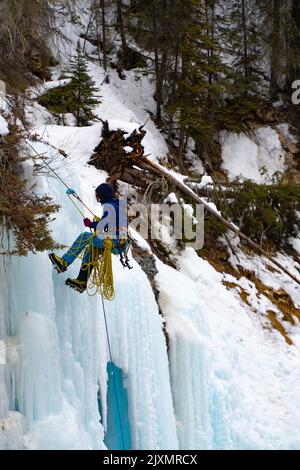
<box><xmin>292</xmin><ymin>237</ymin><xmax>300</xmax><ymax>256</ymax></box>
<box><xmin>156</xmin><ymin>248</ymin><xmax>300</xmax><ymax>450</ymax></box>
<box><xmin>199</xmin><ymin>175</ymin><xmax>213</xmax><ymax>189</ymax></box>
<box><xmin>276</xmin><ymin>123</ymin><xmax>298</xmax><ymax>144</ymax></box>
<box><xmin>164</xmin><ymin>192</ymin><xmax>179</xmax><ymax>204</ymax></box>
<box><xmin>0</xmin><ymin>115</ymin><xmax>9</xmax><ymax>136</ymax></box>
<box><xmin>220</xmin><ymin>127</ymin><xmax>285</xmax><ymax>183</ymax></box>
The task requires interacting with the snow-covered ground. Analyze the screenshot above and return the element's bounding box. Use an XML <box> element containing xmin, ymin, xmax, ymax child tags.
<box><xmin>1</xmin><ymin>3</ymin><xmax>300</xmax><ymax>450</ymax></box>
<box><xmin>0</xmin><ymin>115</ymin><xmax>9</xmax><ymax>136</ymax></box>
<box><xmin>220</xmin><ymin>127</ymin><xmax>285</xmax><ymax>183</ymax></box>
<box><xmin>157</xmin><ymin>249</ymin><xmax>300</xmax><ymax>449</ymax></box>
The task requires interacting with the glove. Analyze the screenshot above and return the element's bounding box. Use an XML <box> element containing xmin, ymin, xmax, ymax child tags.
<box><xmin>93</xmin><ymin>216</ymin><xmax>100</xmax><ymax>222</ymax></box>
<box><xmin>84</xmin><ymin>218</ymin><xmax>92</xmax><ymax>227</ymax></box>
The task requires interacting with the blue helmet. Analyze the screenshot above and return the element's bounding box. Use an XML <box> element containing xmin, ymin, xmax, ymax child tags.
<box><xmin>95</xmin><ymin>183</ymin><xmax>115</xmax><ymax>202</ymax></box>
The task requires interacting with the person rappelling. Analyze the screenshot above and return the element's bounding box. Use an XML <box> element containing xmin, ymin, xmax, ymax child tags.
<box><xmin>49</xmin><ymin>182</ymin><xmax>129</xmax><ymax>294</ymax></box>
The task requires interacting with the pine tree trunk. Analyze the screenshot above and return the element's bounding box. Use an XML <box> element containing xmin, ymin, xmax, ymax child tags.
<box><xmin>288</xmin><ymin>0</ymin><xmax>300</xmax><ymax>83</ymax></box>
<box><xmin>241</xmin><ymin>0</ymin><xmax>249</xmax><ymax>80</ymax></box>
<box><xmin>270</xmin><ymin>0</ymin><xmax>281</xmax><ymax>98</ymax></box>
<box><xmin>205</xmin><ymin>1</ymin><xmax>216</xmax><ymax>115</ymax></box>
<box><xmin>101</xmin><ymin>0</ymin><xmax>107</xmax><ymax>71</ymax></box>
<box><xmin>82</xmin><ymin>2</ymin><xmax>96</xmax><ymax>53</ymax></box>
<box><xmin>151</xmin><ymin>8</ymin><xmax>169</xmax><ymax>124</ymax></box>
<box><xmin>155</xmin><ymin>50</ymin><xmax>167</xmax><ymax>124</ymax></box>
<box><xmin>167</xmin><ymin>34</ymin><xmax>180</xmax><ymax>142</ymax></box>
<box><xmin>116</xmin><ymin>0</ymin><xmax>127</xmax><ymax>53</ymax></box>
<box><xmin>154</xmin><ymin>46</ymin><xmax>160</xmax><ymax>122</ymax></box>
<box><xmin>292</xmin><ymin>0</ymin><xmax>300</xmax><ymax>31</ymax></box>
<box><xmin>173</xmin><ymin>35</ymin><xmax>180</xmax><ymax>94</ymax></box>
<box><xmin>205</xmin><ymin>0</ymin><xmax>214</xmax><ymax>86</ymax></box>
<box><xmin>178</xmin><ymin>48</ymin><xmax>187</xmax><ymax>161</ymax></box>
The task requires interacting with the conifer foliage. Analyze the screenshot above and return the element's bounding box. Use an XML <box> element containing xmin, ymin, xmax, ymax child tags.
<box><xmin>39</xmin><ymin>42</ymin><xmax>101</xmax><ymax>126</ymax></box>
<box><xmin>113</xmin><ymin>0</ymin><xmax>300</xmax><ymax>158</ymax></box>
<box><xmin>0</xmin><ymin>124</ymin><xmax>61</xmax><ymax>256</ymax></box>
<box><xmin>66</xmin><ymin>42</ymin><xmax>101</xmax><ymax>126</ymax></box>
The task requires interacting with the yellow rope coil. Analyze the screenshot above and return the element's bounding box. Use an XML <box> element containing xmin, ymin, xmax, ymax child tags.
<box><xmin>65</xmin><ymin>233</ymin><xmax>115</xmax><ymax>301</ymax></box>
<box><xmin>84</xmin><ymin>238</ymin><xmax>114</xmax><ymax>301</ymax></box>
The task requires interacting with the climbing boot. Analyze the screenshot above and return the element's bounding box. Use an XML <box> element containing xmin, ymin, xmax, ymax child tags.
<box><xmin>49</xmin><ymin>253</ymin><xmax>68</xmax><ymax>273</ymax></box>
<box><xmin>65</xmin><ymin>263</ymin><xmax>92</xmax><ymax>294</ymax></box>
<box><xmin>65</xmin><ymin>278</ymin><xmax>87</xmax><ymax>293</ymax></box>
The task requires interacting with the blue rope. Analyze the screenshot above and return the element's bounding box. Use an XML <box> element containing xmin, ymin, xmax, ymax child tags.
<box><xmin>100</xmin><ymin>294</ymin><xmax>126</xmax><ymax>450</ymax></box>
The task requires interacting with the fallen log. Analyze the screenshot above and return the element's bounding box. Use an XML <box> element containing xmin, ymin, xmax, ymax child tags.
<box><xmin>139</xmin><ymin>156</ymin><xmax>300</xmax><ymax>286</ymax></box>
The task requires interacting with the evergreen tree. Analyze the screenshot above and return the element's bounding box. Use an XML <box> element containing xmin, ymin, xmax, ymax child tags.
<box><xmin>287</xmin><ymin>0</ymin><xmax>300</xmax><ymax>86</ymax></box>
<box><xmin>255</xmin><ymin>0</ymin><xmax>289</xmax><ymax>99</ymax></box>
<box><xmin>270</xmin><ymin>0</ymin><xmax>281</xmax><ymax>98</ymax></box>
<box><xmin>127</xmin><ymin>0</ymin><xmax>182</xmax><ymax>123</ymax></box>
<box><xmin>66</xmin><ymin>42</ymin><xmax>101</xmax><ymax>126</ymax></box>
<box><xmin>217</xmin><ymin>0</ymin><xmax>267</xmax><ymax>128</ymax></box>
<box><xmin>166</xmin><ymin>0</ymin><xmax>227</xmax><ymax>165</ymax></box>
<box><xmin>109</xmin><ymin>0</ymin><xmax>297</xmax><ymax>168</ymax></box>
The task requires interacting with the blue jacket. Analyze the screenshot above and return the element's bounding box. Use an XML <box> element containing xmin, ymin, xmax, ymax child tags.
<box><xmin>90</xmin><ymin>198</ymin><xmax>127</xmax><ymax>239</ymax></box>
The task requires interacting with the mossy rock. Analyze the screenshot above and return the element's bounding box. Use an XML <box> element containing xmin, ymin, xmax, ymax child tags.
<box><xmin>38</xmin><ymin>85</ymin><xmax>74</xmax><ymax>115</ymax></box>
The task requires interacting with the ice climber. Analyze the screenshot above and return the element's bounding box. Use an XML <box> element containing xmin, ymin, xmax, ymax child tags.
<box><xmin>49</xmin><ymin>183</ymin><xmax>128</xmax><ymax>293</ymax></box>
